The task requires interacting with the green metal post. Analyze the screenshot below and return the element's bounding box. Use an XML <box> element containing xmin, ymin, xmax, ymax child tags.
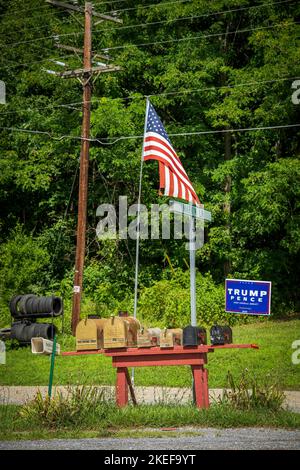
<box><xmin>48</xmin><ymin>335</ymin><xmax>57</xmax><ymax>398</ymax></box>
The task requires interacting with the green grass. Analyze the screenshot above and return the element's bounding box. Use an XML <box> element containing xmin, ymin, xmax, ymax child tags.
<box><xmin>1</xmin><ymin>403</ymin><xmax>300</xmax><ymax>441</ymax></box>
<box><xmin>0</xmin><ymin>319</ymin><xmax>299</xmax><ymax>389</ymax></box>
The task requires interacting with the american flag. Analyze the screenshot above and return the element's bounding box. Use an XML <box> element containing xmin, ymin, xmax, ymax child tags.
<box><xmin>143</xmin><ymin>102</ymin><xmax>200</xmax><ymax>206</ymax></box>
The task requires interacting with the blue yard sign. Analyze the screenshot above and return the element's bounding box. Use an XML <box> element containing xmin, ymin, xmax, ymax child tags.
<box><xmin>225</xmin><ymin>279</ymin><xmax>271</xmax><ymax>316</ymax></box>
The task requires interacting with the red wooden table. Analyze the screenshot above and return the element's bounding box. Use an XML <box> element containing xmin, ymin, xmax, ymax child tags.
<box><xmin>63</xmin><ymin>343</ymin><xmax>258</xmax><ymax>408</ymax></box>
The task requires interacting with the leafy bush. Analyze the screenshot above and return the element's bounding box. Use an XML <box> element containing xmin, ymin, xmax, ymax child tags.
<box><xmin>138</xmin><ymin>269</ymin><xmax>238</xmax><ymax>327</ymax></box>
<box><xmin>0</xmin><ymin>226</ymin><xmax>50</xmax><ymax>326</ymax></box>
<box><xmin>82</xmin><ymin>260</ymin><xmax>133</xmax><ymax>317</ymax></box>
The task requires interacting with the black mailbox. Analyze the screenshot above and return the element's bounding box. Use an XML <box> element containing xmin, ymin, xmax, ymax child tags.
<box><xmin>183</xmin><ymin>325</ymin><xmax>207</xmax><ymax>346</ymax></box>
<box><xmin>210</xmin><ymin>325</ymin><xmax>232</xmax><ymax>345</ymax></box>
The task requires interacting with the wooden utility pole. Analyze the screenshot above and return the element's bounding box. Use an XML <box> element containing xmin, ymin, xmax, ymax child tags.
<box><xmin>46</xmin><ymin>1</ymin><xmax>122</xmax><ymax>334</ymax></box>
<box><xmin>72</xmin><ymin>2</ymin><xmax>92</xmax><ymax>335</ymax></box>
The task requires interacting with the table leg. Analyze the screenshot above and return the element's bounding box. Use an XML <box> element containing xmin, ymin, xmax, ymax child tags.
<box><xmin>191</xmin><ymin>365</ymin><xmax>204</xmax><ymax>408</ymax></box>
<box><xmin>116</xmin><ymin>367</ymin><xmax>128</xmax><ymax>407</ymax></box>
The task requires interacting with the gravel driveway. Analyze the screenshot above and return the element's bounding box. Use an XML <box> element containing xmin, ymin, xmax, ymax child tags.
<box><xmin>1</xmin><ymin>427</ymin><xmax>300</xmax><ymax>450</ymax></box>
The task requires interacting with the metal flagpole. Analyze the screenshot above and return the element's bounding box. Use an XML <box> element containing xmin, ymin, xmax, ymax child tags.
<box><xmin>189</xmin><ymin>214</ymin><xmax>197</xmax><ymax>326</ymax></box>
<box><xmin>189</xmin><ymin>211</ymin><xmax>197</xmax><ymax>403</ymax></box>
<box><xmin>133</xmin><ymin>96</ymin><xmax>150</xmax><ymax>319</ymax></box>
<box><xmin>132</xmin><ymin>97</ymin><xmax>150</xmax><ymax>386</ymax></box>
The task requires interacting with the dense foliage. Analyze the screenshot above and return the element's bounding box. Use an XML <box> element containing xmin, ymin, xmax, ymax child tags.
<box><xmin>0</xmin><ymin>0</ymin><xmax>299</xmax><ymax>328</ymax></box>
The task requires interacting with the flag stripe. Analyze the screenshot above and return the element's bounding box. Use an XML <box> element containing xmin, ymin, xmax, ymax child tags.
<box><xmin>162</xmin><ymin>164</ymin><xmax>199</xmax><ymax>205</ymax></box>
<box><xmin>144</xmin><ymin>151</ymin><xmax>198</xmax><ymax>200</ymax></box>
<box><xmin>166</xmin><ymin>165</ymin><xmax>198</xmax><ymax>205</ymax></box>
<box><xmin>144</xmin><ymin>138</ymin><xmax>186</xmax><ymax>174</ymax></box>
<box><xmin>165</xmin><ymin>165</ymin><xmax>170</xmax><ymax>195</ymax></box>
<box><xmin>145</xmin><ymin>133</ymin><xmax>181</xmax><ymax>163</ymax></box>
<box><xmin>143</xmin><ymin>149</ymin><xmax>196</xmax><ymax>194</ymax></box>
<box><xmin>159</xmin><ymin>161</ymin><xmax>165</xmax><ymax>188</ymax></box>
<box><xmin>169</xmin><ymin>169</ymin><xmax>174</xmax><ymax>196</ymax></box>
<box><xmin>144</xmin><ymin>142</ymin><xmax>189</xmax><ymax>181</ymax></box>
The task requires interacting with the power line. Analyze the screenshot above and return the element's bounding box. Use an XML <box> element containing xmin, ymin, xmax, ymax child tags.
<box><xmin>0</xmin><ymin>0</ymin><xmax>294</xmax><ymax>45</ymax></box>
<box><xmin>95</xmin><ymin>0</ymin><xmax>297</xmax><ymax>35</ymax></box>
<box><xmin>102</xmin><ymin>0</ymin><xmax>295</xmax><ymax>22</ymax></box>
<box><xmin>0</xmin><ymin>0</ymin><xmax>197</xmax><ymax>44</ymax></box>
<box><xmin>0</xmin><ymin>0</ymin><xmax>189</xmax><ymax>20</ymax></box>
<box><xmin>1</xmin><ymin>0</ymin><xmax>295</xmax><ymax>51</ymax></box>
<box><xmin>100</xmin><ymin>21</ymin><xmax>298</xmax><ymax>51</ymax></box>
<box><xmin>0</xmin><ymin>13</ymin><xmax>79</xmax><ymax>39</ymax></box>
<box><xmin>0</xmin><ymin>123</ymin><xmax>299</xmax><ymax>145</ymax></box>
<box><xmin>93</xmin><ymin>0</ymin><xmax>172</xmax><ymax>7</ymax></box>
<box><xmin>0</xmin><ymin>0</ymin><xmax>127</xmax><ymax>19</ymax></box>
<box><xmin>0</xmin><ymin>54</ymin><xmax>75</xmax><ymax>71</ymax></box>
<box><xmin>0</xmin><ymin>0</ymin><xmax>190</xmax><ymax>39</ymax></box>
<box><xmin>0</xmin><ymin>75</ymin><xmax>298</xmax><ymax>115</ymax></box>
<box><xmin>0</xmin><ymin>3</ymin><xmax>51</xmax><ymax>19</ymax></box>
<box><xmin>89</xmin><ymin>123</ymin><xmax>300</xmax><ymax>144</ymax></box>
<box><xmin>0</xmin><ymin>18</ymin><xmax>297</xmax><ymax>61</ymax></box>
<box><xmin>148</xmin><ymin>76</ymin><xmax>300</xmax><ymax>98</ymax></box>
<box><xmin>0</xmin><ymin>31</ymin><xmax>78</xmax><ymax>50</ymax></box>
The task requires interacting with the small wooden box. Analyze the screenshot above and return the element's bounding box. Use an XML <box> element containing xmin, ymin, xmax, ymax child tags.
<box><xmin>103</xmin><ymin>316</ymin><xmax>140</xmax><ymax>349</ymax></box>
<box><xmin>76</xmin><ymin>318</ymin><xmax>106</xmax><ymax>351</ymax></box>
<box><xmin>160</xmin><ymin>328</ymin><xmax>183</xmax><ymax>348</ymax></box>
<box><xmin>137</xmin><ymin>327</ymin><xmax>161</xmax><ymax>347</ymax></box>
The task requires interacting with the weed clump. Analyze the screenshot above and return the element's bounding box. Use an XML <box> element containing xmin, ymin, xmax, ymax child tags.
<box><xmin>19</xmin><ymin>386</ymin><xmax>110</xmax><ymax>428</ymax></box>
<box><xmin>220</xmin><ymin>369</ymin><xmax>285</xmax><ymax>411</ymax></box>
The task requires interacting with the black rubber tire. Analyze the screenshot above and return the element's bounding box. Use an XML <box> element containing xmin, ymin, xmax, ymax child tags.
<box><xmin>41</xmin><ymin>297</ymin><xmax>49</xmax><ymax>313</ymax></box>
<box><xmin>10</xmin><ymin>294</ymin><xmax>63</xmax><ymax>318</ymax></box>
<box><xmin>25</xmin><ymin>296</ymin><xmax>36</xmax><ymax>315</ymax></box>
<box><xmin>11</xmin><ymin>322</ymin><xmax>57</xmax><ymax>344</ymax></box>
<box><xmin>18</xmin><ymin>294</ymin><xmax>36</xmax><ymax>315</ymax></box>
<box><xmin>9</xmin><ymin>295</ymin><xmax>23</xmax><ymax>317</ymax></box>
<box><xmin>31</xmin><ymin>297</ymin><xmax>40</xmax><ymax>314</ymax></box>
<box><xmin>52</xmin><ymin>297</ymin><xmax>63</xmax><ymax>316</ymax></box>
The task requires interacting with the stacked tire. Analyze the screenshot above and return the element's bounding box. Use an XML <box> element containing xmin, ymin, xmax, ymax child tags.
<box><xmin>11</xmin><ymin>322</ymin><xmax>56</xmax><ymax>344</ymax></box>
<box><xmin>7</xmin><ymin>294</ymin><xmax>63</xmax><ymax>345</ymax></box>
<box><xmin>9</xmin><ymin>294</ymin><xmax>63</xmax><ymax>318</ymax></box>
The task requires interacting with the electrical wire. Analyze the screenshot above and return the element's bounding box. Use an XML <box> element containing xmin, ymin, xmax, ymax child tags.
<box><xmin>0</xmin><ymin>0</ymin><xmax>126</xmax><ymax>19</ymax></box>
<box><xmin>0</xmin><ymin>123</ymin><xmax>299</xmax><ymax>146</ymax></box>
<box><xmin>93</xmin><ymin>0</ymin><xmax>192</xmax><ymax>8</ymax></box>
<box><xmin>0</xmin><ymin>54</ymin><xmax>75</xmax><ymax>71</ymax></box>
<box><xmin>99</xmin><ymin>21</ymin><xmax>298</xmax><ymax>51</ymax></box>
<box><xmin>95</xmin><ymin>0</ymin><xmax>294</xmax><ymax>17</ymax></box>
<box><xmin>89</xmin><ymin>123</ymin><xmax>300</xmax><ymax>144</ymax></box>
<box><xmin>0</xmin><ymin>0</ymin><xmax>295</xmax><ymax>44</ymax></box>
<box><xmin>0</xmin><ymin>0</ymin><xmax>189</xmax><ymax>20</ymax></box>
<box><xmin>101</xmin><ymin>0</ymin><xmax>296</xmax><ymax>29</ymax></box>
<box><xmin>0</xmin><ymin>3</ymin><xmax>51</xmax><ymax>19</ymax></box>
<box><xmin>0</xmin><ymin>3</ymin><xmax>297</xmax><ymax>52</ymax></box>
<box><xmin>0</xmin><ymin>75</ymin><xmax>298</xmax><ymax>115</ymax></box>
<box><xmin>96</xmin><ymin>1</ymin><xmax>298</xmax><ymax>35</ymax></box>
<box><xmin>0</xmin><ymin>2</ymin><xmax>190</xmax><ymax>40</ymax></box>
